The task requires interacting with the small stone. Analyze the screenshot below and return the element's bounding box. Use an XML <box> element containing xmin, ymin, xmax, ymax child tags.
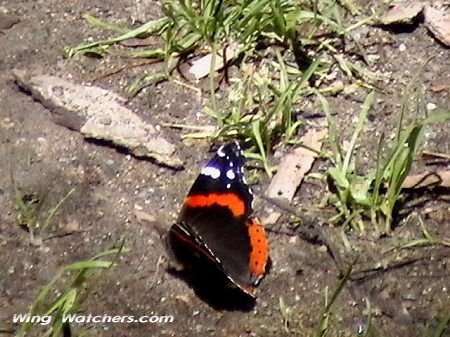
<box><xmin>317</xmin><ymin>245</ymin><xmax>328</xmax><ymax>253</ymax></box>
<box><xmin>0</xmin><ymin>12</ymin><xmax>19</xmax><ymax>30</ymax></box>
<box><xmin>379</xmin><ymin>2</ymin><xmax>424</xmax><ymax>25</ymax></box>
<box><xmin>424</xmin><ymin>127</ymin><xmax>437</xmax><ymax>140</ymax></box>
<box><xmin>394</xmin><ymin>306</ymin><xmax>413</xmax><ymax>324</ymax></box>
<box><xmin>423</xmin><ymin>207</ymin><xmax>434</xmax><ymax>214</ymax></box>
<box><xmin>1</xmin><ymin>117</ymin><xmax>15</xmax><ymax>129</ymax></box>
<box><xmin>65</xmin><ymin>219</ymin><xmax>80</xmax><ymax>232</ymax></box>
<box><xmin>426</xmin><ymin>102</ymin><xmax>437</xmax><ymax>111</ymax></box>
<box><xmin>399</xmin><ymin>43</ymin><xmax>407</xmax><ymax>52</ymax></box>
<box><xmin>402</xmin><ymin>292</ymin><xmax>418</xmax><ymax>301</ymax></box>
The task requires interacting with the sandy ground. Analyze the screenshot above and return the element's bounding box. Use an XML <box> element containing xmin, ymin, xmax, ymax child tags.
<box><xmin>0</xmin><ymin>1</ymin><xmax>449</xmax><ymax>336</ymax></box>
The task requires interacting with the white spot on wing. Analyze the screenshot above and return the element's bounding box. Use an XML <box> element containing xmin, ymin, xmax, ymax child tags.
<box><xmin>226</xmin><ymin>183</ymin><xmax>231</xmax><ymax>189</ymax></box>
<box><xmin>226</xmin><ymin>169</ymin><xmax>236</xmax><ymax>180</ymax></box>
<box><xmin>217</xmin><ymin>145</ymin><xmax>226</xmax><ymax>157</ymax></box>
<box><xmin>201</xmin><ymin>166</ymin><xmax>221</xmax><ymax>179</ymax></box>
<box><xmin>229</xmin><ymin>161</ymin><xmax>234</xmax><ymax>167</ymax></box>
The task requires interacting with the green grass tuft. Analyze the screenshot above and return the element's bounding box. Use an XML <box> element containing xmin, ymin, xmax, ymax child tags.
<box><xmin>66</xmin><ymin>0</ymin><xmax>380</xmax><ymax>173</ymax></box>
<box><xmin>319</xmin><ymin>77</ymin><xmax>450</xmax><ymax>233</ymax></box>
<box><xmin>11</xmin><ymin>172</ymin><xmax>75</xmax><ymax>245</ymax></box>
<box><xmin>18</xmin><ymin>244</ymin><xmax>127</xmax><ymax>337</ymax></box>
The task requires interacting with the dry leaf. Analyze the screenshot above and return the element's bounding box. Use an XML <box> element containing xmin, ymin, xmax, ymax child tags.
<box><xmin>424</xmin><ymin>4</ymin><xmax>450</xmax><ymax>46</ymax></box>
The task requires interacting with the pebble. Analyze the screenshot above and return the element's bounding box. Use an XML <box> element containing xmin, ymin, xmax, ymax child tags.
<box><xmin>0</xmin><ymin>12</ymin><xmax>19</xmax><ymax>30</ymax></box>
<box><xmin>426</xmin><ymin>102</ymin><xmax>437</xmax><ymax>111</ymax></box>
<box><xmin>424</xmin><ymin>127</ymin><xmax>437</xmax><ymax>140</ymax></box>
<box><xmin>402</xmin><ymin>292</ymin><xmax>418</xmax><ymax>301</ymax></box>
<box><xmin>1</xmin><ymin>117</ymin><xmax>15</xmax><ymax>129</ymax></box>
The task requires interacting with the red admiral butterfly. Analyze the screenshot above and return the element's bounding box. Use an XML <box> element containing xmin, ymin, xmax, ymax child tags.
<box><xmin>169</xmin><ymin>141</ymin><xmax>269</xmax><ymax>298</ymax></box>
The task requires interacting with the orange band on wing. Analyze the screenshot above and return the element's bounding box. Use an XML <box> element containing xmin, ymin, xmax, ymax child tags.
<box><xmin>247</xmin><ymin>218</ymin><xmax>269</xmax><ymax>277</ymax></box>
<box><xmin>185</xmin><ymin>193</ymin><xmax>245</xmax><ymax>217</ymax></box>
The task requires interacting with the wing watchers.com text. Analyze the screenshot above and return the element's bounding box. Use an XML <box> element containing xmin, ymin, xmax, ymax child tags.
<box><xmin>13</xmin><ymin>313</ymin><xmax>174</xmax><ymax>325</ymax></box>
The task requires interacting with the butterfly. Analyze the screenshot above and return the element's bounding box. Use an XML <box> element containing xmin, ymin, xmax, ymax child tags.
<box><xmin>168</xmin><ymin>141</ymin><xmax>269</xmax><ymax>298</ymax></box>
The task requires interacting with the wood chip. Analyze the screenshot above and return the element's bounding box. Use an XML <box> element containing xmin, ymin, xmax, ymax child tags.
<box><xmin>379</xmin><ymin>1</ymin><xmax>424</xmax><ymax>25</ymax></box>
<box><xmin>402</xmin><ymin>170</ymin><xmax>450</xmax><ymax>188</ymax></box>
<box><xmin>262</xmin><ymin>128</ymin><xmax>326</xmax><ymax>226</ymax></box>
<box><xmin>13</xmin><ymin>69</ymin><xmax>183</xmax><ymax>168</ymax></box>
<box><xmin>265</xmin><ymin>129</ymin><xmax>327</xmax><ymax>202</ymax></box>
<box><xmin>430</xmin><ymin>84</ymin><xmax>449</xmax><ymax>93</ymax></box>
<box><xmin>187</xmin><ymin>43</ymin><xmax>239</xmax><ymax>80</ymax></box>
<box><xmin>424</xmin><ymin>4</ymin><xmax>450</xmax><ymax>46</ymax></box>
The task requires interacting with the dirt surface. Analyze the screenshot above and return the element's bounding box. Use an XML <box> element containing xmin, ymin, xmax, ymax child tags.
<box><xmin>0</xmin><ymin>1</ymin><xmax>449</xmax><ymax>337</ymax></box>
